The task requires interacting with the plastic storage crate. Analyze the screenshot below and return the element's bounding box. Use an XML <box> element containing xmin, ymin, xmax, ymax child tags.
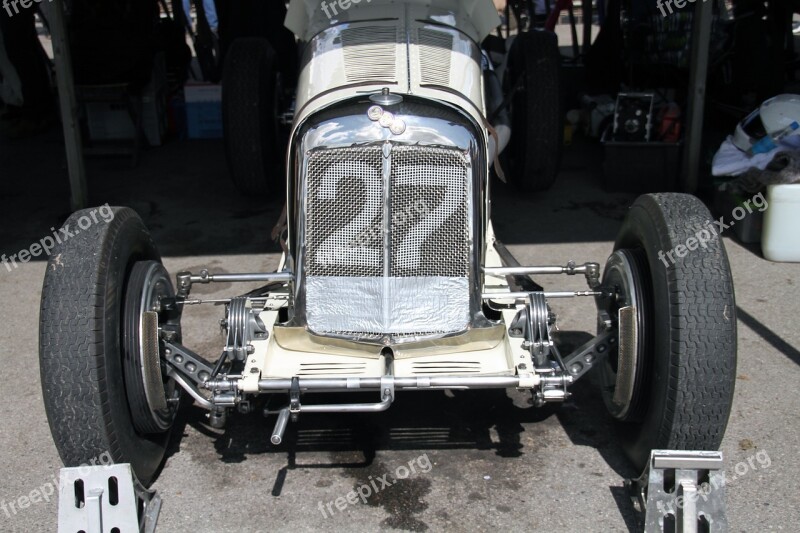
<box><xmin>762</xmin><ymin>184</ymin><xmax>800</xmax><ymax>262</ymax></box>
<box><xmin>184</xmin><ymin>83</ymin><xmax>222</xmax><ymax>139</ymax></box>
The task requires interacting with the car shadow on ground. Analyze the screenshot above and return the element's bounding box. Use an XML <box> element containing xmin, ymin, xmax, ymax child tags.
<box><xmin>161</xmin><ymin>329</ymin><xmax>643</xmax><ymax>530</ymax></box>
<box><xmin>737</xmin><ymin>306</ymin><xmax>800</xmax><ymax>367</ymax></box>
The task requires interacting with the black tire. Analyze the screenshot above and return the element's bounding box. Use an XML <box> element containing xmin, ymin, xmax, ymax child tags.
<box><xmin>218</xmin><ymin>0</ymin><xmax>298</xmax><ymax>85</ymax></box>
<box><xmin>603</xmin><ymin>193</ymin><xmax>737</xmax><ymax>471</ymax></box>
<box><xmin>39</xmin><ymin>207</ymin><xmax>173</xmax><ymax>486</ymax></box>
<box><xmin>506</xmin><ymin>30</ymin><xmax>564</xmax><ymax>191</ymax></box>
<box><xmin>223</xmin><ymin>38</ymin><xmax>281</xmax><ymax>196</ymax></box>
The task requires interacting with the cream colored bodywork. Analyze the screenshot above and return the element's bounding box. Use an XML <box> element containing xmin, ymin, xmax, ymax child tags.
<box><xmin>239</xmin><ymin>224</ymin><xmax>533</xmax><ymax>390</ymax></box>
<box><xmin>240</xmin><ymin>1</ymin><xmax>529</xmax><ymax>387</ymax></box>
<box><xmin>286</xmin><ymin>0</ymin><xmax>500</xmax><ymax>43</ymax></box>
<box><xmin>285</xmin><ymin>0</ymin><xmax>499</xmax><ymax>129</ymax></box>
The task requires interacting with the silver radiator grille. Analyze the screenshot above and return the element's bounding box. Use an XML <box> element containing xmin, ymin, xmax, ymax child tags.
<box><xmin>303</xmin><ymin>143</ymin><xmax>471</xmax><ymax>338</ymax></box>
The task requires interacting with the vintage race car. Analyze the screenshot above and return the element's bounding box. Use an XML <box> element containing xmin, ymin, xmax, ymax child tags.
<box><xmin>39</xmin><ymin>0</ymin><xmax>736</xmax><ymax>500</ymax></box>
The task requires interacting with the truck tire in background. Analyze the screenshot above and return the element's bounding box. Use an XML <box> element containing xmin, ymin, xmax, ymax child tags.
<box><xmin>506</xmin><ymin>30</ymin><xmax>564</xmax><ymax>192</ymax></box>
<box><xmin>222</xmin><ymin>38</ymin><xmax>281</xmax><ymax>196</ymax></box>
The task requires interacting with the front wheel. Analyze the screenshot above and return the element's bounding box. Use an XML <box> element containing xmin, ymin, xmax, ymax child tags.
<box><xmin>598</xmin><ymin>193</ymin><xmax>737</xmax><ymax>471</ymax></box>
<box><xmin>39</xmin><ymin>207</ymin><xmax>179</xmax><ymax>485</ymax></box>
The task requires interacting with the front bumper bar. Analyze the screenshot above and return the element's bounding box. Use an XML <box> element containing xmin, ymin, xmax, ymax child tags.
<box><xmin>203</xmin><ymin>375</ymin><xmax>545</xmax><ymax>394</ymax></box>
<box><xmin>253</xmin><ymin>359</ymin><xmax>569</xmax><ymax>445</ymax></box>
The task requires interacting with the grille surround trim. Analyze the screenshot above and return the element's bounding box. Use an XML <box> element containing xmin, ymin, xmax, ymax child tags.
<box><xmin>289</xmin><ymin>98</ymin><xmax>492</xmax><ymax>345</ymax></box>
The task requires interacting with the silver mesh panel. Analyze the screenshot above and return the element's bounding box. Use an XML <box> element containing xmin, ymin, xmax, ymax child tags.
<box><xmin>303</xmin><ymin>143</ymin><xmax>471</xmax><ymax>338</ymax></box>
<box><xmin>390</xmin><ymin>145</ymin><xmax>469</xmax><ymax>277</ymax></box>
<box><xmin>305</xmin><ymin>146</ymin><xmax>384</xmax><ymax>277</ymax></box>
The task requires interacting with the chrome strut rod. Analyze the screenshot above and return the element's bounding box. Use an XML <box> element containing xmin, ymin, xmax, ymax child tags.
<box><xmin>175</xmin><ymin>269</ymin><xmax>293</xmax><ymax>298</ymax></box>
<box><xmin>482</xmin><ymin>291</ymin><xmax>602</xmax><ymax>300</ymax></box>
<box><xmin>269</xmin><ymin>396</ymin><xmax>393</xmax><ymax>445</ymax></box>
<box><xmin>483</xmin><ymin>258</ymin><xmax>602</xmax><ymax>291</ymax></box>
<box><xmin>203</xmin><ymin>375</ymin><xmax>528</xmax><ymax>393</ymax></box>
<box><xmin>484</xmin><ymin>261</ymin><xmax>600</xmax><ymax>278</ymax></box>
<box><xmin>483</xmin><ymin>264</ymin><xmax>588</xmax><ymax>276</ymax></box>
<box><xmin>168</xmin><ymin>370</ymin><xmax>212</xmax><ymax>409</ymax></box>
<box><xmin>177</xmin><ymin>296</ymin><xmax>289</xmax><ymax>306</ymax></box>
<box><xmin>188</xmin><ymin>271</ymin><xmax>293</xmax><ymax>283</ymax></box>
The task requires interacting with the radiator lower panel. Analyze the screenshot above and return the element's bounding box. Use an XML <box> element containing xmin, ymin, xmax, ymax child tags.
<box><xmin>305</xmin><ymin>276</ymin><xmax>469</xmax><ymax>337</ymax></box>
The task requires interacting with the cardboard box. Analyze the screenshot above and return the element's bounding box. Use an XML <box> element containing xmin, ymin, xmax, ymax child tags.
<box><xmin>85</xmin><ymin>53</ymin><xmax>168</xmax><ymax>146</ymax></box>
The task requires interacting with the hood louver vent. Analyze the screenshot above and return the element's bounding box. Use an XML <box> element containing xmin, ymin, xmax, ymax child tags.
<box><xmin>297</xmin><ymin>362</ymin><xmax>368</xmax><ymax>376</ymax></box>
<box><xmin>417</xmin><ymin>28</ymin><xmax>453</xmax><ymax>86</ymax></box>
<box><xmin>341</xmin><ymin>26</ymin><xmax>398</xmax><ymax>84</ymax></box>
<box><xmin>411</xmin><ymin>361</ymin><xmax>482</xmax><ymax>374</ymax></box>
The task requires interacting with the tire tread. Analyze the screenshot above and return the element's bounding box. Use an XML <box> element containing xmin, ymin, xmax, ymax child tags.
<box><xmin>39</xmin><ymin>208</ymin><xmax>165</xmax><ymax>483</ymax></box>
<box><xmin>615</xmin><ymin>193</ymin><xmax>736</xmax><ymax>467</ymax></box>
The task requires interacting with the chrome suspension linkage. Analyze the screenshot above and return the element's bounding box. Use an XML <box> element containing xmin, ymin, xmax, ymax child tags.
<box><xmin>265</xmin><ymin>355</ymin><xmax>397</xmax><ymax>445</ymax></box>
<box><xmin>482</xmin><ymin>260</ymin><xmax>604</xmax><ymax>301</ymax></box>
<box><xmin>175</xmin><ymin>269</ymin><xmax>294</xmax><ymax>298</ymax></box>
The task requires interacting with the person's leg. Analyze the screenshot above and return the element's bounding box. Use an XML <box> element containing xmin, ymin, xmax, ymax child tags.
<box><xmin>182</xmin><ymin>0</ymin><xmax>192</xmax><ymax>28</ymax></box>
<box><xmin>203</xmin><ymin>0</ymin><xmax>218</xmax><ymax>32</ymax></box>
<box><xmin>0</xmin><ymin>8</ymin><xmax>52</xmax><ymax>137</ymax></box>
<box><xmin>545</xmin><ymin>0</ymin><xmax>572</xmax><ymax>32</ymax></box>
<box><xmin>0</xmin><ymin>26</ymin><xmax>24</xmax><ymax>108</ymax></box>
<box><xmin>0</xmin><ymin>7</ymin><xmax>51</xmax><ymax>115</ymax></box>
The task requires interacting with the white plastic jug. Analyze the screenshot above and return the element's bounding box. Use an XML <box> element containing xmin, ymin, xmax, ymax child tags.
<box><xmin>762</xmin><ymin>184</ymin><xmax>800</xmax><ymax>262</ymax></box>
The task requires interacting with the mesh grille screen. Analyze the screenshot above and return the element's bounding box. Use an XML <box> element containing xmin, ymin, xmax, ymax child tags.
<box><xmin>305</xmin><ymin>146</ymin><xmax>384</xmax><ymax>277</ymax></box>
<box><xmin>390</xmin><ymin>145</ymin><xmax>469</xmax><ymax>277</ymax></box>
<box><xmin>303</xmin><ymin>143</ymin><xmax>471</xmax><ymax>337</ymax></box>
